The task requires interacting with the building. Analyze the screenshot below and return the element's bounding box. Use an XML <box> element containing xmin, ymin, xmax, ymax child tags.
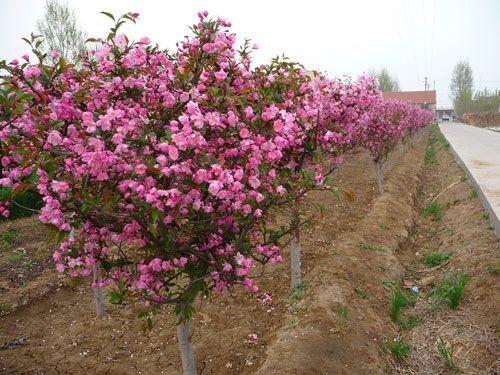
<box><xmin>435</xmin><ymin>107</ymin><xmax>455</xmax><ymax>121</ymax></box>
<box><xmin>382</xmin><ymin>90</ymin><xmax>437</xmax><ymax>112</ymax></box>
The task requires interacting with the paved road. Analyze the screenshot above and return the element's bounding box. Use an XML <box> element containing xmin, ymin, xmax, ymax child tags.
<box><xmin>439</xmin><ymin>122</ymin><xmax>500</xmax><ymax>237</ymax></box>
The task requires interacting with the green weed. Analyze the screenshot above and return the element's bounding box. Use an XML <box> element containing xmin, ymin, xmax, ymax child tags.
<box><xmin>468</xmin><ymin>190</ymin><xmax>478</xmax><ymax>200</ymax></box>
<box><xmin>437</xmin><ymin>337</ymin><xmax>458</xmax><ymax>371</ymax></box>
<box><xmin>422</xmin><ymin>202</ymin><xmax>443</xmax><ymax>221</ymax></box>
<box><xmin>485</xmin><ymin>264</ymin><xmax>500</xmax><ymax>276</ymax></box>
<box><xmin>382</xmin><ymin>279</ymin><xmax>394</xmax><ymax>287</ymax></box>
<box><xmin>11</xmin><ymin>248</ymin><xmax>26</xmax><ymax>263</ymax></box>
<box><xmin>390</xmin><ymin>287</ymin><xmax>416</xmax><ymax>322</ymax></box>
<box><xmin>287</xmin><ymin>283</ymin><xmax>307</xmax><ymax>303</ymax></box>
<box><xmin>386</xmin><ymin>338</ymin><xmax>411</xmax><ymax>359</ymax></box>
<box><xmin>423</xmin><ymin>251</ymin><xmax>450</xmax><ymax>268</ymax></box>
<box><xmin>425</xmin><ymin>227</ymin><xmax>438</xmax><ymax>238</ymax></box>
<box><xmin>337</xmin><ymin>304</ymin><xmax>349</xmax><ymax>332</ymax></box>
<box><xmin>431</xmin><ymin>273</ymin><xmax>469</xmax><ymax>309</ymax></box>
<box><xmin>401</xmin><ymin>313</ymin><xmax>420</xmax><ymax>329</ymax></box>
<box><xmin>0</xmin><ymin>303</ymin><xmax>11</xmax><ymax>315</ymax></box>
<box><xmin>0</xmin><ymin>230</ymin><xmax>18</xmax><ymax>245</ymax></box>
<box><xmin>354</xmin><ymin>286</ymin><xmax>368</xmax><ymax>299</ymax></box>
<box><xmin>357</xmin><ymin>242</ymin><xmax>387</xmax><ymax>253</ymax></box>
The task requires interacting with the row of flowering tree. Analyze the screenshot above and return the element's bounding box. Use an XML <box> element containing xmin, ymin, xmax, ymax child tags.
<box><xmin>0</xmin><ymin>11</ymin><xmax>433</xmax><ymax>374</ymax></box>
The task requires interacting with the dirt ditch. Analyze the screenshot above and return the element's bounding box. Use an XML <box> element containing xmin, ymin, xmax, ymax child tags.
<box><xmin>0</xmin><ymin>128</ymin><xmax>497</xmax><ymax>374</ymax></box>
<box><xmin>392</xmin><ymin>127</ymin><xmax>499</xmax><ymax>374</ymax></box>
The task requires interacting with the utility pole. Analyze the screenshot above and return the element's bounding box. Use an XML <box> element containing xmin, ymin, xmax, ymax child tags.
<box><xmin>424</xmin><ymin>76</ymin><xmax>428</xmax><ymax>91</ymax></box>
<box><xmin>433</xmin><ymin>80</ymin><xmax>435</xmax><ymax>90</ymax></box>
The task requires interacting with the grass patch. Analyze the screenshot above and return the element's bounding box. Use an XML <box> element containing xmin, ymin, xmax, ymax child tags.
<box><xmin>424</xmin><ymin>125</ymin><xmax>448</xmax><ymax>166</ymax></box>
<box><xmin>0</xmin><ymin>230</ymin><xmax>18</xmax><ymax>246</ymax></box>
<box><xmin>336</xmin><ymin>304</ymin><xmax>349</xmax><ymax>332</ymax></box>
<box><xmin>425</xmin><ymin>227</ymin><xmax>438</xmax><ymax>238</ymax></box>
<box><xmin>287</xmin><ymin>283</ymin><xmax>307</xmax><ymax>303</ymax></box>
<box><xmin>468</xmin><ymin>190</ymin><xmax>478</xmax><ymax>200</ymax></box>
<box><xmin>354</xmin><ymin>286</ymin><xmax>368</xmax><ymax>299</ymax></box>
<box><xmin>386</xmin><ymin>339</ymin><xmax>411</xmax><ymax>359</ymax></box>
<box><xmin>382</xmin><ymin>279</ymin><xmax>393</xmax><ymax>287</ymax></box>
<box><xmin>437</xmin><ymin>337</ymin><xmax>459</xmax><ymax>371</ymax></box>
<box><xmin>423</xmin><ymin>251</ymin><xmax>450</xmax><ymax>268</ymax></box>
<box><xmin>485</xmin><ymin>264</ymin><xmax>500</xmax><ymax>276</ymax></box>
<box><xmin>401</xmin><ymin>313</ymin><xmax>420</xmax><ymax>330</ymax></box>
<box><xmin>0</xmin><ymin>303</ymin><xmax>11</xmax><ymax>315</ymax></box>
<box><xmin>430</xmin><ymin>273</ymin><xmax>469</xmax><ymax>309</ymax></box>
<box><xmin>390</xmin><ymin>287</ymin><xmax>415</xmax><ymax>322</ymax></box>
<box><xmin>11</xmin><ymin>249</ymin><xmax>26</xmax><ymax>263</ymax></box>
<box><xmin>357</xmin><ymin>242</ymin><xmax>387</xmax><ymax>253</ymax></box>
<box><xmin>405</xmin><ymin>262</ymin><xmax>415</xmax><ymax>274</ymax></box>
<box><xmin>422</xmin><ymin>202</ymin><xmax>443</xmax><ymax>221</ymax></box>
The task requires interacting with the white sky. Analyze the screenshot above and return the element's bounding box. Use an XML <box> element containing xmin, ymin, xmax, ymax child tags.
<box><xmin>1</xmin><ymin>0</ymin><xmax>499</xmax><ymax>107</ymax></box>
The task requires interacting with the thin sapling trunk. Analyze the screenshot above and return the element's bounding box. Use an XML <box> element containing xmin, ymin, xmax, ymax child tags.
<box><xmin>92</xmin><ymin>262</ymin><xmax>105</xmax><ymax>319</ymax></box>
<box><xmin>375</xmin><ymin>157</ymin><xmax>384</xmax><ymax>194</ymax></box>
<box><xmin>290</xmin><ymin>207</ymin><xmax>301</xmax><ymax>289</ymax></box>
<box><xmin>177</xmin><ymin>312</ymin><xmax>196</xmax><ymax>375</ymax></box>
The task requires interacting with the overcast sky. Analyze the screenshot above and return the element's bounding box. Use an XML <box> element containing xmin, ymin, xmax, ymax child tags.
<box><xmin>1</xmin><ymin>0</ymin><xmax>499</xmax><ymax>107</ymax></box>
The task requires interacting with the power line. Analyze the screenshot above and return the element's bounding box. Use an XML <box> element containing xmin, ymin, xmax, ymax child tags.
<box><xmin>389</xmin><ymin>0</ymin><xmax>416</xmax><ymax>81</ymax></box>
<box><xmin>422</xmin><ymin>0</ymin><xmax>428</xmax><ymax>76</ymax></box>
<box><xmin>403</xmin><ymin>0</ymin><xmax>420</xmax><ymax>81</ymax></box>
<box><xmin>429</xmin><ymin>0</ymin><xmax>436</xmax><ymax>77</ymax></box>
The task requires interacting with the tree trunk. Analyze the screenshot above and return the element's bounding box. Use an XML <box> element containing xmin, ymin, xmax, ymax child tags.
<box><xmin>92</xmin><ymin>262</ymin><xmax>105</xmax><ymax>319</ymax></box>
<box><xmin>177</xmin><ymin>316</ymin><xmax>196</xmax><ymax>375</ymax></box>
<box><xmin>290</xmin><ymin>226</ymin><xmax>301</xmax><ymax>289</ymax></box>
<box><xmin>375</xmin><ymin>158</ymin><xmax>384</xmax><ymax>194</ymax></box>
<box><xmin>386</xmin><ymin>153</ymin><xmax>392</xmax><ymax>173</ymax></box>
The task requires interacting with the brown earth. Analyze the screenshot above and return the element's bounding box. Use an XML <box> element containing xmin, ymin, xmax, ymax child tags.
<box><xmin>393</xmin><ymin>127</ymin><xmax>499</xmax><ymax>374</ymax></box>
<box><xmin>0</xmin><ymin>128</ymin><xmax>497</xmax><ymax>374</ymax></box>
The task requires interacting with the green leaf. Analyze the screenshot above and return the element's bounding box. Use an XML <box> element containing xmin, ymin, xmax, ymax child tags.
<box><xmin>100</xmin><ymin>11</ymin><xmax>115</xmax><ymax>21</ymax></box>
<box><xmin>0</xmin><ymin>187</ymin><xmax>12</xmax><ymax>200</ymax></box>
<box><xmin>148</xmin><ymin>223</ymin><xmax>158</xmax><ymax>238</ymax></box>
<box><xmin>330</xmin><ymin>186</ymin><xmax>340</xmax><ymax>200</ymax></box>
<box><xmin>55</xmin><ymin>231</ymin><xmax>67</xmax><ymax>244</ymax></box>
<box><xmin>147</xmin><ymin>317</ymin><xmax>153</xmax><ymax>330</ymax></box>
<box><xmin>151</xmin><ymin>209</ymin><xmax>159</xmax><ymax>223</ymax></box>
<box><xmin>108</xmin><ymin>291</ymin><xmax>123</xmax><ymax>304</ymax></box>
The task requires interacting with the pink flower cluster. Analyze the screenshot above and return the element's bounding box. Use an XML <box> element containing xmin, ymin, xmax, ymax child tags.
<box><xmin>0</xmin><ymin>12</ymin><xmax>433</xmax><ymax>313</ymax></box>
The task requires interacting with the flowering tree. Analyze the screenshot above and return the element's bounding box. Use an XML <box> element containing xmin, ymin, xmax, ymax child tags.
<box><xmin>0</xmin><ymin>11</ymin><xmax>433</xmax><ymax>374</ymax></box>
<box><xmin>359</xmin><ymin>99</ymin><xmax>433</xmax><ymax>193</ymax></box>
<box><xmin>0</xmin><ymin>11</ymin><xmax>351</xmax><ymax>373</ymax></box>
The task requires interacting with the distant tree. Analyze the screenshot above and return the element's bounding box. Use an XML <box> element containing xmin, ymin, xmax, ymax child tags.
<box><xmin>369</xmin><ymin>67</ymin><xmax>400</xmax><ymax>92</ymax></box>
<box><xmin>37</xmin><ymin>0</ymin><xmax>86</xmax><ymax>63</ymax></box>
<box><xmin>450</xmin><ymin>60</ymin><xmax>474</xmax><ymax>118</ymax></box>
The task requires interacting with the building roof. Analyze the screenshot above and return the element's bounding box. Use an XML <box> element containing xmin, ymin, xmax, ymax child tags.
<box><xmin>382</xmin><ymin>90</ymin><xmax>436</xmax><ymax>105</ymax></box>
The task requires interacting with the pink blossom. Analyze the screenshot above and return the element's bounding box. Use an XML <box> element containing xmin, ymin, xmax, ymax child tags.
<box><xmin>47</xmin><ymin>130</ymin><xmax>62</xmax><ymax>146</ymax></box>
